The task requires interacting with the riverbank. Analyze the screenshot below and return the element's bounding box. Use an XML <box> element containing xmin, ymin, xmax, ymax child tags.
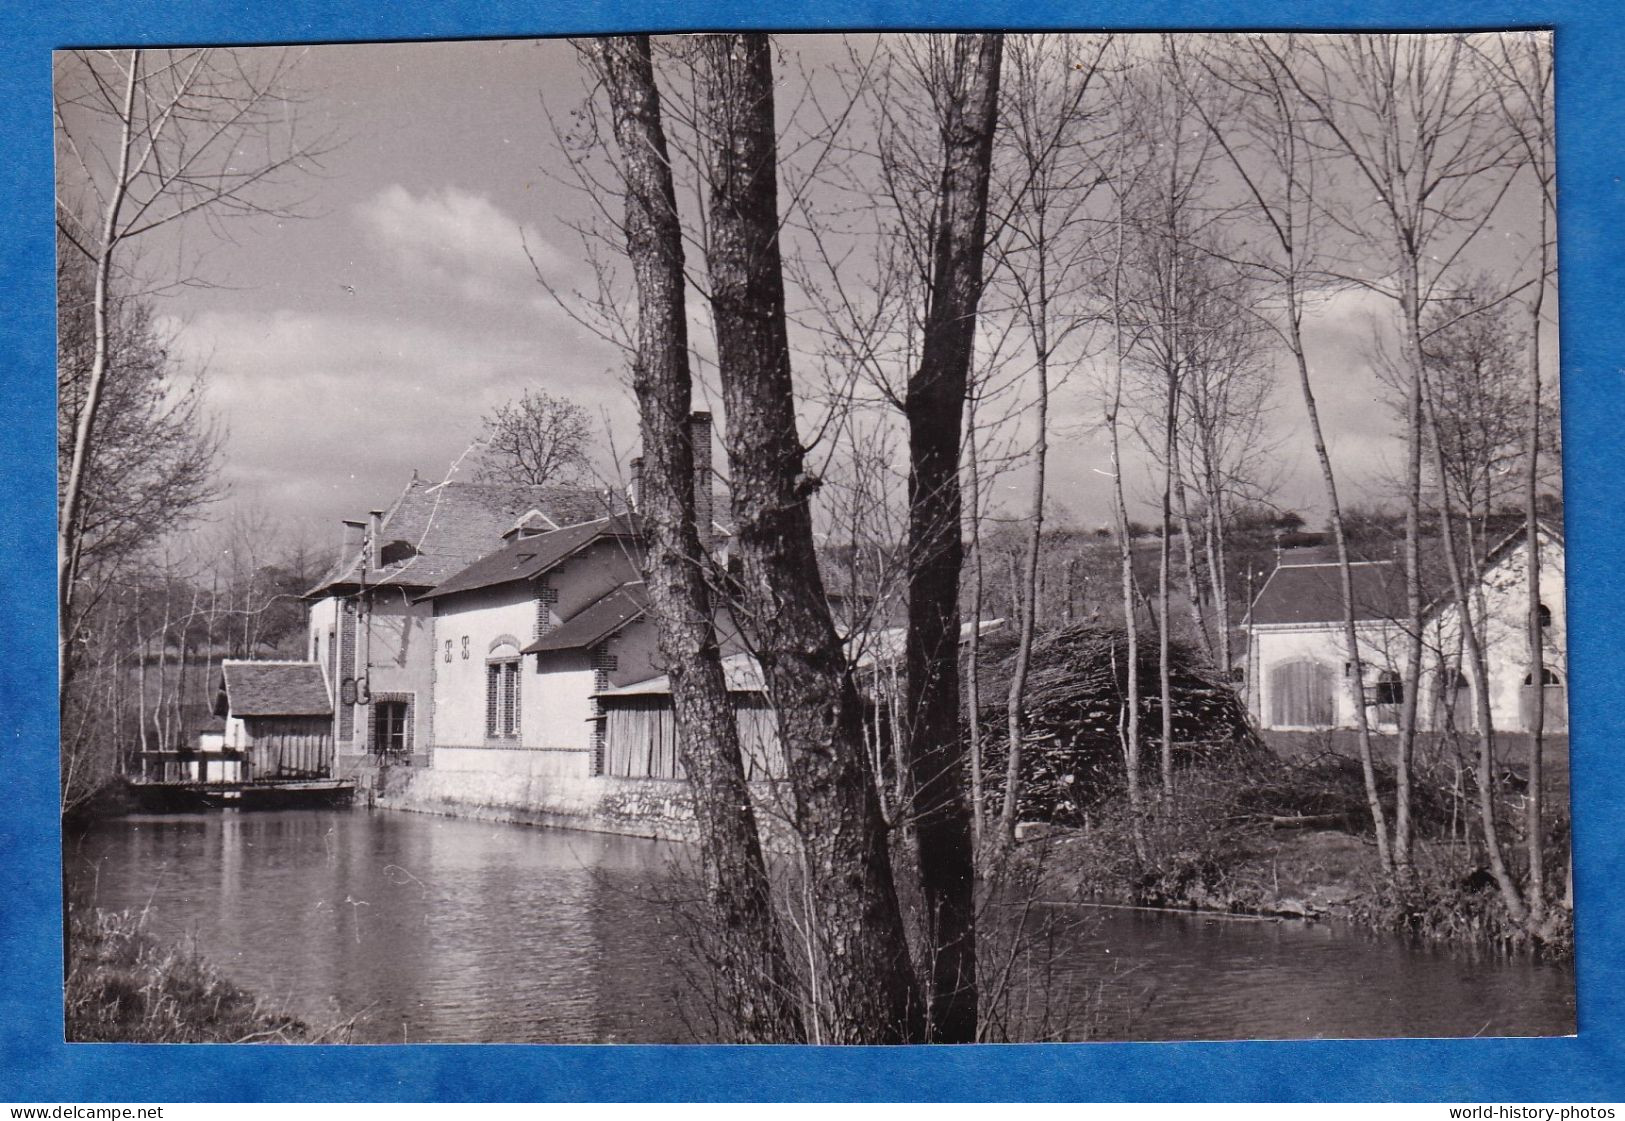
<box><xmin>65</xmin><ymin>907</ymin><xmax>341</xmax><ymax>1043</ymax></box>
<box><xmin>1027</xmin><ymin>746</ymin><xmax>1574</xmax><ymax>960</ymax></box>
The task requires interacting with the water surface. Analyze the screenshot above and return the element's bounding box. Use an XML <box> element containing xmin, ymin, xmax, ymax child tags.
<box><xmin>65</xmin><ymin>808</ymin><xmax>1575</xmax><ymax>1043</ymax></box>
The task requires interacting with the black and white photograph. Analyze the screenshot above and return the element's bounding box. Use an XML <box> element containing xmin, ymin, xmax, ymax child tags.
<box><xmin>55</xmin><ymin>31</ymin><xmax>1574</xmax><ymax>1046</ymax></box>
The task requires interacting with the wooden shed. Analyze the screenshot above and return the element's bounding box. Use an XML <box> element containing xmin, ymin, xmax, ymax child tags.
<box><xmin>215</xmin><ymin>660</ymin><xmax>335</xmax><ymax>780</ymax></box>
<box><xmin>597</xmin><ymin>653</ymin><xmax>786</xmax><ymax>780</ymax></box>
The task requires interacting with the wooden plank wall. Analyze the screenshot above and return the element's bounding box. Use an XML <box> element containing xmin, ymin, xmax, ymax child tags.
<box><xmin>243</xmin><ymin>717</ymin><xmax>333</xmax><ymax>779</ymax></box>
<box><xmin>602</xmin><ymin>696</ymin><xmax>786</xmax><ymax>780</ymax></box>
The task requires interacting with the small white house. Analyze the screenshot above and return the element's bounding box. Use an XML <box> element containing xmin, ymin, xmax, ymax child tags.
<box><xmin>1421</xmin><ymin>523</ymin><xmax>1567</xmax><ymax>735</ymax></box>
<box><xmin>1244</xmin><ymin>525</ymin><xmax>1566</xmax><ymax>736</ymax></box>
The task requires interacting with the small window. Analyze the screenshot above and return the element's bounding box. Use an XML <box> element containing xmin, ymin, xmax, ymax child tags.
<box><xmin>1524</xmin><ymin>667</ymin><xmax>1562</xmax><ymax>687</ymax></box>
<box><xmin>373</xmin><ymin>700</ymin><xmax>411</xmax><ymax>755</ymax></box>
<box><xmin>1538</xmin><ymin>603</ymin><xmax>1553</xmax><ymax>629</ymax></box>
<box><xmin>1374</xmin><ymin>670</ymin><xmax>1404</xmax><ymax>706</ymax></box>
<box><xmin>486</xmin><ymin>659</ymin><xmax>521</xmax><ymax>738</ymax></box>
<box><xmin>379</xmin><ymin>540</ymin><xmax>418</xmax><ymax>566</ymax></box>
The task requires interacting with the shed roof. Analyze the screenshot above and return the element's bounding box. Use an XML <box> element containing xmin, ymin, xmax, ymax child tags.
<box><xmin>599</xmin><ymin>651</ymin><xmax>765</xmax><ymax>698</ymax></box>
<box><xmin>525</xmin><ymin>583</ymin><xmax>650</xmax><ymax>653</ymax></box>
<box><xmin>1246</xmin><ymin>560</ymin><xmax>1403</xmax><ymax>627</ymax></box>
<box><xmin>597</xmin><ymin>618</ymin><xmax>998</xmax><ymax>698</ymax></box>
<box><xmin>217</xmin><ymin>660</ymin><xmax>332</xmax><ymax>718</ymax></box>
<box><xmin>309</xmin><ymin>479</ymin><xmax>614</xmax><ymax>595</ymax></box>
<box><xmin>419</xmin><ymin>513</ymin><xmax>642</xmax><ymax>602</ymax></box>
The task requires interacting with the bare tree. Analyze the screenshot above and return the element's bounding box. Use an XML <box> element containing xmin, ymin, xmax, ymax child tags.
<box><xmin>55</xmin><ymin>47</ymin><xmax>324</xmax><ymax>675</ymax></box>
<box><xmin>1188</xmin><ymin>35</ymin><xmax>1402</xmax><ymax>868</ymax></box>
<box><xmin>1271</xmin><ymin>33</ymin><xmax>1521</xmax><ymax>871</ymax></box>
<box><xmin>581</xmin><ymin>35</ymin><xmax>804</xmax><ymax>1042</ymax></box>
<box><xmin>990</xmin><ymin>33</ymin><xmax>1111</xmax><ymax>843</ymax></box>
<box><xmin>474</xmin><ymin>389</ymin><xmax>596</xmax><ymax>486</ymax></box>
<box><xmin>892</xmin><ymin>33</ymin><xmax>1004</xmax><ymax>1043</ymax></box>
<box><xmin>696</xmin><ymin>33</ymin><xmax>924</xmax><ymax>1044</ymax></box>
<box><xmin>1114</xmin><ymin>40</ymin><xmax>1225</xmax><ymax>797</ymax></box>
<box><xmin>1474</xmin><ymin>32</ymin><xmax>1559</xmax><ymax>929</ymax></box>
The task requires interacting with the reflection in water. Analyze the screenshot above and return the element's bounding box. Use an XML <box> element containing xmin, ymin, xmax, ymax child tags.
<box><xmin>65</xmin><ymin>809</ymin><xmax>1574</xmax><ymax>1043</ymax></box>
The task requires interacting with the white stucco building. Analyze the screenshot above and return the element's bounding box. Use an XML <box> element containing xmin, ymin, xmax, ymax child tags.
<box><xmin>1244</xmin><ymin>525</ymin><xmax>1566</xmax><ymax>735</ymax></box>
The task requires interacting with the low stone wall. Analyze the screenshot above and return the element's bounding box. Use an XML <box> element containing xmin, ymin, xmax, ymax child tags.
<box><xmin>372</xmin><ymin>746</ymin><xmax>699</xmax><ymax>840</ymax></box>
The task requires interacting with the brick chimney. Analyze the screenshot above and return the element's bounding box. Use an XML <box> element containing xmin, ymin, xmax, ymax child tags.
<box><xmin>368</xmin><ymin>509</ymin><xmax>385</xmax><ymax>568</ymax></box>
<box><xmin>689</xmin><ymin>412</ymin><xmax>714</xmax><ymax>555</ymax></box>
<box><xmin>340</xmin><ymin>520</ymin><xmax>366</xmax><ymax>569</ymax></box>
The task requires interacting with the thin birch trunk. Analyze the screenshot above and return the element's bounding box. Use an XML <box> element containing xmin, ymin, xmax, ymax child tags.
<box><xmin>1423</xmin><ymin>377</ymin><xmax>1529</xmax><ymax>924</ymax></box>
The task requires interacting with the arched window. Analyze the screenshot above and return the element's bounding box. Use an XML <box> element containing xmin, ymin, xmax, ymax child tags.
<box><xmin>1537</xmin><ymin>603</ymin><xmax>1553</xmax><ymax>629</ymax></box>
<box><xmin>1520</xmin><ymin>666</ymin><xmax>1567</xmax><ymax>733</ymax></box>
<box><xmin>1375</xmin><ymin>670</ymin><xmax>1404</xmax><ymax>706</ymax></box>
<box><xmin>486</xmin><ymin>639</ymin><xmax>522</xmax><ymax>739</ymax></box>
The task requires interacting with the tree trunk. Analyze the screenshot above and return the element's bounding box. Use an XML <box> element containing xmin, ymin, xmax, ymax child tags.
<box><xmin>60</xmin><ymin>53</ymin><xmax>140</xmax><ymax>688</ymax></box>
<box><xmin>1523</xmin><ymin>186</ymin><xmax>1550</xmax><ymax>928</ymax></box>
<box><xmin>1158</xmin><ymin>383</ymin><xmax>1177</xmax><ymax>797</ymax></box>
<box><xmin>1283</xmin><ymin>284</ymin><xmax>1393</xmax><ymax>874</ymax></box>
<box><xmin>586</xmin><ymin>35</ymin><xmax>804</xmax><ymax>1043</ymax></box>
<box><xmin>965</xmin><ymin>394</ymin><xmax>986</xmax><ymax>849</ymax></box>
<box><xmin>1175</xmin><ymin>467</ymin><xmax>1212</xmax><ymax>664</ymax></box>
<box><xmin>1001</xmin><ymin>315</ymin><xmax>1049</xmax><ymax>843</ymax></box>
<box><xmin>696</xmin><ymin>33</ymin><xmax>923</xmax><ymax>1045</ymax></box>
<box><xmin>1108</xmin><ymin>208</ymin><xmax>1146</xmax><ymax>857</ymax></box>
<box><xmin>1423</xmin><ymin>380</ymin><xmax>1528</xmax><ymax>925</ymax></box>
<box><xmin>897</xmin><ymin>32</ymin><xmax>1002</xmax><ymax>1044</ymax></box>
<box><xmin>1394</xmin><ymin>268</ymin><xmax>1427</xmax><ymax>873</ymax></box>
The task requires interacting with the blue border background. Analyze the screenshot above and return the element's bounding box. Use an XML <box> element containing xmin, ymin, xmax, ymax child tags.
<box><xmin>3</xmin><ymin>0</ymin><xmax>1620</xmax><ymax>1103</ymax></box>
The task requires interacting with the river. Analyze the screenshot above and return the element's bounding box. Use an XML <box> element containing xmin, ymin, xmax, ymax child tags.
<box><xmin>64</xmin><ymin>808</ymin><xmax>1576</xmax><ymax>1043</ymax></box>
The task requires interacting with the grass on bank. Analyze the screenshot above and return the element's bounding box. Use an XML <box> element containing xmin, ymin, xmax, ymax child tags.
<box><xmin>65</xmin><ymin>907</ymin><xmax>348</xmax><ymax>1043</ymax></box>
<box><xmin>1029</xmin><ymin>745</ymin><xmax>1574</xmax><ymax>960</ymax></box>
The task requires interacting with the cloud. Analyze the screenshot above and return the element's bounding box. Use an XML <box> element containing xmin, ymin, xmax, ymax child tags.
<box><xmin>355</xmin><ymin>185</ymin><xmax>576</xmax><ymax>307</ymax></box>
<box><xmin>160</xmin><ymin>306</ymin><xmax>633</xmax><ymax>532</ymax></box>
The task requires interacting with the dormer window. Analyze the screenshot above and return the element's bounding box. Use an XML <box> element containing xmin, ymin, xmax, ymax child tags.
<box><xmin>503</xmin><ymin>509</ymin><xmax>558</xmax><ymax>542</ymax></box>
<box><xmin>378</xmin><ymin>539</ymin><xmax>418</xmax><ymax>566</ymax></box>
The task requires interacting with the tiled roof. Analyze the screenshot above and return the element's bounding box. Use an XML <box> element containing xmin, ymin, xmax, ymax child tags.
<box><xmin>218</xmin><ymin>661</ymin><xmax>332</xmax><ymax>718</ymax></box>
<box><xmin>309</xmin><ymin>479</ymin><xmax>616</xmax><ymax>595</ymax></box>
<box><xmin>1247</xmin><ymin>560</ymin><xmax>1404</xmax><ymax>626</ymax></box>
<box><xmin>525</xmin><ymin>583</ymin><xmax>650</xmax><ymax>653</ymax></box>
<box><xmin>418</xmin><ymin>513</ymin><xmax>642</xmax><ymax>602</ymax></box>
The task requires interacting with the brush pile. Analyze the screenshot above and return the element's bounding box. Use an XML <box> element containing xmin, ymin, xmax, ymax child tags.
<box><xmin>977</xmin><ymin>622</ymin><xmax>1265</xmax><ymax>826</ymax></box>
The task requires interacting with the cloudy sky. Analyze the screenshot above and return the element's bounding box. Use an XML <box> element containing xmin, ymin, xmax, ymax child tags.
<box><xmin>56</xmin><ymin>35</ymin><xmax>1558</xmax><ymax>549</ymax></box>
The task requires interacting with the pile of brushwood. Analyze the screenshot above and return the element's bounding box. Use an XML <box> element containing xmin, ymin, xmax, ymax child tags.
<box><xmin>977</xmin><ymin>622</ymin><xmax>1266</xmax><ymax>825</ymax></box>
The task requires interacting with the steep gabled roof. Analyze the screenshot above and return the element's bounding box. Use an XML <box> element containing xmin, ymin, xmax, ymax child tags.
<box><xmin>525</xmin><ymin>583</ymin><xmax>650</xmax><ymax>653</ymax></box>
<box><xmin>309</xmin><ymin>479</ymin><xmax>615</xmax><ymax>595</ymax></box>
<box><xmin>1421</xmin><ymin>519</ymin><xmax>1566</xmax><ymax>621</ymax></box>
<box><xmin>418</xmin><ymin>513</ymin><xmax>642</xmax><ymax>602</ymax></box>
<box><xmin>217</xmin><ymin>660</ymin><xmax>332</xmax><ymax>718</ymax></box>
<box><xmin>1246</xmin><ymin>560</ymin><xmax>1404</xmax><ymax>627</ymax></box>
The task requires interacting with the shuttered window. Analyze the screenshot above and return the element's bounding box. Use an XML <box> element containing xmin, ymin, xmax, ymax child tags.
<box><xmin>487</xmin><ymin>660</ymin><xmax>521</xmax><ymax>739</ymax></box>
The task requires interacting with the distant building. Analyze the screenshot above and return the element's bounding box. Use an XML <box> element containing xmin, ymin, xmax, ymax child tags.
<box><xmin>1243</xmin><ymin>524</ymin><xmax>1566</xmax><ymax>735</ymax></box>
<box><xmin>302</xmin><ymin>476</ymin><xmax>613</xmax><ymax>778</ymax></box>
<box><xmin>214</xmin><ymin>659</ymin><xmax>334</xmax><ymax>781</ymax></box>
